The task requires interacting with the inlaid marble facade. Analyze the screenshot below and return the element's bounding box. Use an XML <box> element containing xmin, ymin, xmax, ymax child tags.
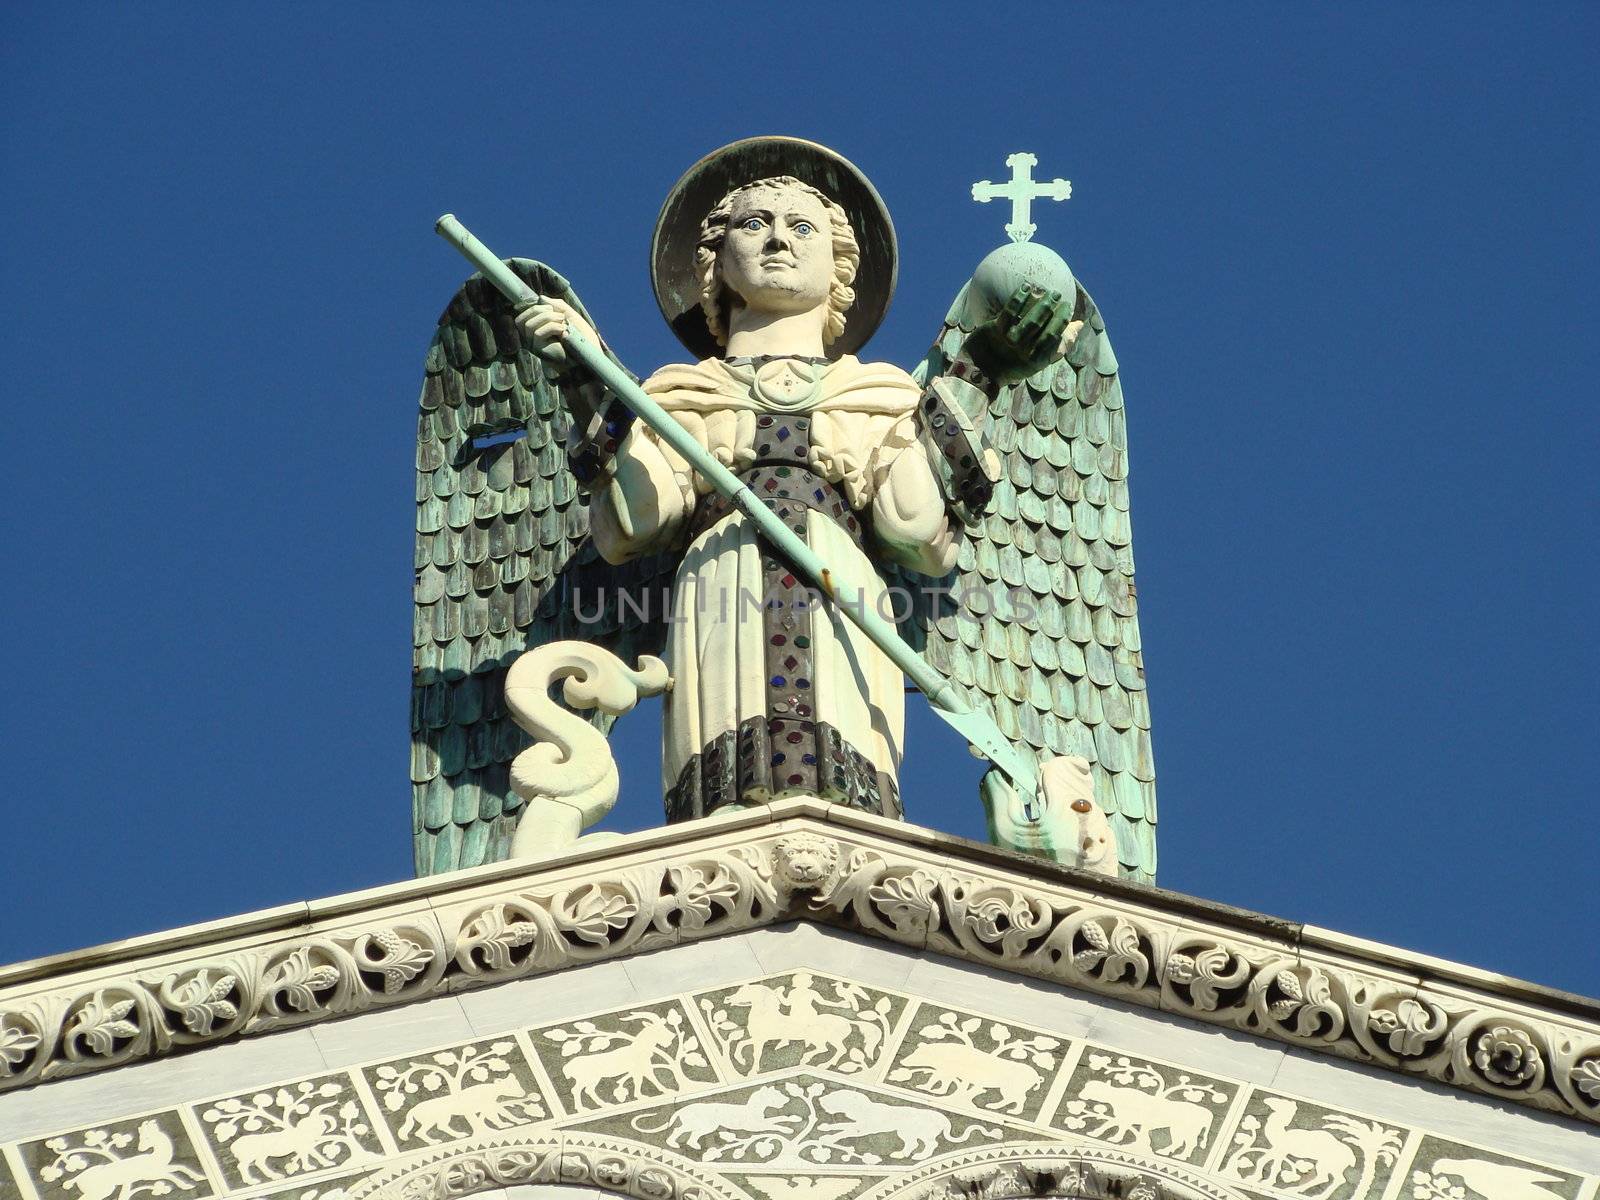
<box><xmin>2</xmin><ymin>968</ymin><xmax>1591</xmax><ymax>1200</ymax></box>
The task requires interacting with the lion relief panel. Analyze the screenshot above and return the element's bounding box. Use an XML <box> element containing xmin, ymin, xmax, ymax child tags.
<box><xmin>1</xmin><ymin>967</ymin><xmax>1593</xmax><ymax>1200</ymax></box>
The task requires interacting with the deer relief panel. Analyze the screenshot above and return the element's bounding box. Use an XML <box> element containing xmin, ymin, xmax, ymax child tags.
<box><xmin>1403</xmin><ymin>1134</ymin><xmax>1585</xmax><ymax>1200</ymax></box>
<box><xmin>576</xmin><ymin>1074</ymin><xmax>1015</xmax><ymax>1167</ymax></box>
<box><xmin>17</xmin><ymin>1112</ymin><xmax>215</xmax><ymax>1200</ymax></box>
<box><xmin>530</xmin><ymin>999</ymin><xmax>717</xmax><ymax>1113</ymax></box>
<box><xmin>195</xmin><ymin>1074</ymin><xmax>383</xmax><ymax>1191</ymax></box>
<box><xmin>361</xmin><ymin>1036</ymin><xmax>548</xmax><ymax>1150</ymax></box>
<box><xmin>884</xmin><ymin>1003</ymin><xmax>1065</xmax><ymax>1121</ymax></box>
<box><xmin>1215</xmin><ymin>1091</ymin><xmax>1404</xmax><ymax>1200</ymax></box>
<box><xmin>696</xmin><ymin>972</ymin><xmax>904</xmax><ymax>1077</ymax></box>
<box><xmin>1048</xmin><ymin>1049</ymin><xmax>1236</xmax><ymax>1167</ymax></box>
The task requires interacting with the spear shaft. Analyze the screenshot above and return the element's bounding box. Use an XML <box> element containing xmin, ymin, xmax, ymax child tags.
<box><xmin>435</xmin><ymin>214</ymin><xmax>1040</xmax><ymax>808</ymax></box>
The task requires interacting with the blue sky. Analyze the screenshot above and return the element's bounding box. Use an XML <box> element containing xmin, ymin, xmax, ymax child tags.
<box><xmin>3</xmin><ymin>4</ymin><xmax>1596</xmax><ymax>997</ymax></box>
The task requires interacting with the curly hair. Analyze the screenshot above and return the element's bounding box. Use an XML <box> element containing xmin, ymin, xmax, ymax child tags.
<box><xmin>693</xmin><ymin>175</ymin><xmax>860</xmax><ymax>348</ymax></box>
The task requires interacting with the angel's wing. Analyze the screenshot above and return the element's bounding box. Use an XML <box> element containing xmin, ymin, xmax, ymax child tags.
<box><xmin>902</xmin><ymin>276</ymin><xmax>1156</xmax><ymax>881</ymax></box>
<box><xmin>411</xmin><ymin>261</ymin><xmax>676</xmax><ymax>875</ymax></box>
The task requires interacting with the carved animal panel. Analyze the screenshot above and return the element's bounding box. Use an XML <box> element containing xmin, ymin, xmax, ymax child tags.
<box><xmin>362</xmin><ymin>1037</ymin><xmax>548</xmax><ymax>1149</ymax></box>
<box><xmin>1050</xmin><ymin>1049</ymin><xmax>1236</xmax><ymax>1166</ymax></box>
<box><xmin>20</xmin><ymin>1115</ymin><xmax>215</xmax><ymax>1200</ymax></box>
<box><xmin>885</xmin><ymin>1003</ymin><xmax>1064</xmax><ymax>1120</ymax></box>
<box><xmin>698</xmin><ymin>972</ymin><xmax>906</xmax><ymax>1077</ymax></box>
<box><xmin>1405</xmin><ymin>1135</ymin><xmax>1585</xmax><ymax>1200</ymax></box>
<box><xmin>1216</xmin><ymin>1093</ymin><xmax>1405</xmax><ymax>1200</ymax></box>
<box><xmin>6</xmin><ymin>967</ymin><xmax>1598</xmax><ymax>1200</ymax></box>
<box><xmin>575</xmin><ymin>1074</ymin><xmax>1023</xmax><ymax>1166</ymax></box>
<box><xmin>530</xmin><ymin>1000</ymin><xmax>717</xmax><ymax>1112</ymax></box>
<box><xmin>194</xmin><ymin>1076</ymin><xmax>383</xmax><ymax>1190</ymax></box>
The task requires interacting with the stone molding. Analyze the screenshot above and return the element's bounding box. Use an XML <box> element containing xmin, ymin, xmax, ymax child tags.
<box><xmin>857</xmin><ymin>1143</ymin><xmax>1247</xmax><ymax>1200</ymax></box>
<box><xmin>342</xmin><ymin>1138</ymin><xmax>1245</xmax><ymax>1200</ymax></box>
<box><xmin>343</xmin><ymin>1133</ymin><xmax>747</xmax><ymax>1200</ymax></box>
<box><xmin>1</xmin><ymin>803</ymin><xmax>1597</xmax><ymax>1129</ymax></box>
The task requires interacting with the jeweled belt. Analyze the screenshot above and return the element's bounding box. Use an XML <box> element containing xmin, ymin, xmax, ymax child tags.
<box><xmin>689</xmin><ymin>463</ymin><xmax>865</xmax><ymax>549</ymax></box>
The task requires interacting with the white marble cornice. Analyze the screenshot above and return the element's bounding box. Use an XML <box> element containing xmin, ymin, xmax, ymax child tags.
<box><xmin>1</xmin><ymin>801</ymin><xmax>1596</xmax><ymax>1130</ymax></box>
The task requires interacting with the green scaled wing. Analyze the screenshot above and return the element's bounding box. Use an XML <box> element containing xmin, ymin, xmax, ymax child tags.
<box><xmin>411</xmin><ymin>260</ymin><xmax>677</xmax><ymax>875</ymax></box>
<box><xmin>904</xmin><ymin>278</ymin><xmax>1157</xmax><ymax>881</ymax></box>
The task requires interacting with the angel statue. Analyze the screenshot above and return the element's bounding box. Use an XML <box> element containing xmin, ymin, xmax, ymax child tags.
<box><xmin>411</xmin><ymin>137</ymin><xmax>1156</xmax><ymax>882</ymax></box>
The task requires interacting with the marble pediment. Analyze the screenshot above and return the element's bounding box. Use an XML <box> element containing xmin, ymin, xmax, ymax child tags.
<box><xmin>1</xmin><ymin>802</ymin><xmax>1596</xmax><ymax>1200</ymax></box>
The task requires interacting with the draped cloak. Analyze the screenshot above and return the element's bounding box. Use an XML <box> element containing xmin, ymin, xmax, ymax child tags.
<box><xmin>588</xmin><ymin>354</ymin><xmax>954</xmax><ymax>822</ymax></box>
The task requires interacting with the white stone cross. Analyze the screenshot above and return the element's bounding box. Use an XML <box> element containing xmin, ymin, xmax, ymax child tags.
<box><xmin>971</xmin><ymin>152</ymin><xmax>1072</xmax><ymax>243</ymax></box>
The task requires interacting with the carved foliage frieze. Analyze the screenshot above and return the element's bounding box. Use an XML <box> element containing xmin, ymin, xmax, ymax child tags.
<box><xmin>1</xmin><ymin>816</ymin><xmax>1598</xmax><ymax>1143</ymax></box>
<box><xmin>1</xmin><ymin>963</ymin><xmax>1596</xmax><ymax>1200</ymax></box>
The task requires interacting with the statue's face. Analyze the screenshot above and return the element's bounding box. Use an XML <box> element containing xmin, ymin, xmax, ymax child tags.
<box><xmin>717</xmin><ymin>182</ymin><xmax>834</xmax><ymax>317</ymax></box>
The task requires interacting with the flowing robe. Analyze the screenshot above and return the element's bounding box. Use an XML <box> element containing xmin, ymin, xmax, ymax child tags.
<box><xmin>588</xmin><ymin>354</ymin><xmax>956</xmax><ymax>821</ymax></box>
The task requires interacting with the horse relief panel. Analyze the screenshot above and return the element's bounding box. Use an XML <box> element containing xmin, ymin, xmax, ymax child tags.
<box><xmin>529</xmin><ymin>1000</ymin><xmax>717</xmax><ymax>1112</ymax></box>
<box><xmin>697</xmin><ymin>972</ymin><xmax>904</xmax><ymax>1077</ymax></box>
<box><xmin>196</xmin><ymin>1075</ymin><xmax>384</xmax><ymax>1191</ymax></box>
<box><xmin>2</xmin><ymin>967</ymin><xmax>1595</xmax><ymax>1200</ymax></box>
<box><xmin>1048</xmin><ymin>1049</ymin><xmax>1236</xmax><ymax>1167</ymax></box>
<box><xmin>361</xmin><ymin>1037</ymin><xmax>548</xmax><ymax>1149</ymax></box>
<box><xmin>885</xmin><ymin>1003</ymin><xmax>1064</xmax><ymax>1121</ymax></box>
<box><xmin>18</xmin><ymin>1113</ymin><xmax>214</xmax><ymax>1200</ymax></box>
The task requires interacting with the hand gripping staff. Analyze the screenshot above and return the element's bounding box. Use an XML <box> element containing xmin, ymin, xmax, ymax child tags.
<box><xmin>435</xmin><ymin>214</ymin><xmax>1043</xmax><ymax>818</ymax></box>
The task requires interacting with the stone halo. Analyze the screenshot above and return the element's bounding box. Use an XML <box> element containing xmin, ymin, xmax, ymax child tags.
<box><xmin>651</xmin><ymin>135</ymin><xmax>898</xmax><ymax>361</ymax></box>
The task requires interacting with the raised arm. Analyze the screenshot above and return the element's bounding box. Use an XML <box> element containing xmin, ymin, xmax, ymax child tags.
<box><xmin>518</xmin><ymin>299</ymin><xmax>690</xmax><ymax>563</ymax></box>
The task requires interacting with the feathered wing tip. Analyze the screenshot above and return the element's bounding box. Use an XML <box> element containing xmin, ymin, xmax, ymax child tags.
<box><xmin>410</xmin><ymin>260</ymin><xmax>678</xmax><ymax>875</ymax></box>
<box><xmin>895</xmin><ymin>276</ymin><xmax>1157</xmax><ymax>881</ymax></box>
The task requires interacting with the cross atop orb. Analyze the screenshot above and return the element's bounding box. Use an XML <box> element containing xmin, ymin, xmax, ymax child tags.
<box><xmin>971</xmin><ymin>152</ymin><xmax>1072</xmax><ymax>243</ymax></box>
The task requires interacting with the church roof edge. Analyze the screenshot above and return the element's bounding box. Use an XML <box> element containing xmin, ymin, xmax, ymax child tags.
<box><xmin>1</xmin><ymin>800</ymin><xmax>1596</xmax><ymax>1128</ymax></box>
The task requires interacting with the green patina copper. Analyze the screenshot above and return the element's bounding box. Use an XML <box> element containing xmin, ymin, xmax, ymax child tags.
<box><xmin>436</xmin><ymin>216</ymin><xmax>1042</xmax><ymax>808</ymax></box>
<box><xmin>971</xmin><ymin>152</ymin><xmax>1072</xmax><ymax>244</ymax></box>
<box><xmin>893</xmin><ymin>267</ymin><xmax>1157</xmax><ymax>881</ymax></box>
<box><xmin>412</xmin><ymin>209</ymin><xmax>1156</xmax><ymax>883</ymax></box>
<box><xmin>411</xmin><ymin>256</ymin><xmax>678</xmax><ymax>875</ymax></box>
